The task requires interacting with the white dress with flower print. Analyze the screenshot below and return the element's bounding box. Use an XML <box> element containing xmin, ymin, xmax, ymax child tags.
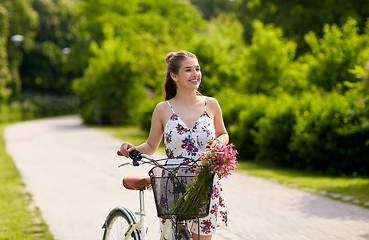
<box><xmin>162</xmin><ymin>98</ymin><xmax>227</xmax><ymax>235</ymax></box>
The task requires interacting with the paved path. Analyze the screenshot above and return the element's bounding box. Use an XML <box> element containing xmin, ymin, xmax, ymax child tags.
<box><xmin>4</xmin><ymin>115</ymin><xmax>369</xmax><ymax>240</ymax></box>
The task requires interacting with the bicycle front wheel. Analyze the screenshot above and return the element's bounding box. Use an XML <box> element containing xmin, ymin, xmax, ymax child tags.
<box><xmin>177</xmin><ymin>229</ymin><xmax>192</xmax><ymax>240</ymax></box>
<box><xmin>103</xmin><ymin>209</ymin><xmax>141</xmax><ymax>240</ymax></box>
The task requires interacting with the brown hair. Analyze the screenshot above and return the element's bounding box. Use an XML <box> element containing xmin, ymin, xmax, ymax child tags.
<box><xmin>164</xmin><ymin>50</ymin><xmax>202</xmax><ymax>100</ymax></box>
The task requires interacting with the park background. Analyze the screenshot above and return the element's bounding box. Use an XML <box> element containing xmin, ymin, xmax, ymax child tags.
<box><xmin>1</xmin><ymin>0</ymin><xmax>369</xmax><ymax>238</ymax></box>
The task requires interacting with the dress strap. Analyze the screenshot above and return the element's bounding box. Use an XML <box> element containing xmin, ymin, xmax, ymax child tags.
<box><xmin>204</xmin><ymin>97</ymin><xmax>208</xmax><ymax>112</ymax></box>
<box><xmin>166</xmin><ymin>101</ymin><xmax>175</xmax><ymax>114</ymax></box>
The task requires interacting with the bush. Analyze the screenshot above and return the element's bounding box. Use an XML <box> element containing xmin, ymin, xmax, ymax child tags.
<box><xmin>138</xmin><ymin>96</ymin><xmax>161</xmax><ymax>131</ymax></box>
<box><xmin>73</xmin><ymin>25</ymin><xmax>148</xmax><ymax>125</ymax></box>
<box><xmin>305</xmin><ymin>18</ymin><xmax>369</xmax><ymax>92</ymax></box>
<box><xmin>253</xmin><ymin>94</ymin><xmax>297</xmax><ymax>166</ymax></box>
<box><xmin>190</xmin><ymin>14</ymin><xmax>246</xmax><ymax>96</ymax></box>
<box><xmin>217</xmin><ymin>89</ymin><xmax>269</xmax><ymax>160</ymax></box>
<box><xmin>20</xmin><ymin>92</ymin><xmax>78</xmax><ymax>119</ymax></box>
<box><xmin>238</xmin><ymin>20</ymin><xmax>297</xmax><ymax>95</ymax></box>
<box><xmin>290</xmin><ymin>91</ymin><xmax>369</xmax><ymax>175</ymax></box>
<box><xmin>224</xmin><ymin>88</ymin><xmax>369</xmax><ymax>175</ymax></box>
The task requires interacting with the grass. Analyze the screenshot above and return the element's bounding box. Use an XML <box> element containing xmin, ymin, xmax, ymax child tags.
<box><xmin>96</xmin><ymin>125</ymin><xmax>369</xmax><ymax>209</ymax></box>
<box><xmin>0</xmin><ymin>106</ymin><xmax>54</xmax><ymax>240</ymax></box>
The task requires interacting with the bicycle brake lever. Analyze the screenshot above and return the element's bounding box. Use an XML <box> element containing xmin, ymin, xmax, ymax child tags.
<box><xmin>118</xmin><ymin>163</ymin><xmax>131</xmax><ymax>168</ymax></box>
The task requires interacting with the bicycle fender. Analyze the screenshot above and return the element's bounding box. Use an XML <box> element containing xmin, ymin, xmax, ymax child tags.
<box><xmin>102</xmin><ymin>206</ymin><xmax>137</xmax><ymax>229</ymax></box>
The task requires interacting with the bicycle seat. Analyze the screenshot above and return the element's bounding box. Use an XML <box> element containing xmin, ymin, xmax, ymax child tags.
<box><xmin>123</xmin><ymin>176</ymin><xmax>151</xmax><ymax>190</ymax></box>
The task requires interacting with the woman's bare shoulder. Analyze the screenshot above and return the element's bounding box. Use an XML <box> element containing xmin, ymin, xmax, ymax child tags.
<box><xmin>153</xmin><ymin>101</ymin><xmax>172</xmax><ymax>118</ymax></box>
<box><xmin>206</xmin><ymin>96</ymin><xmax>220</xmax><ymax>108</ymax></box>
<box><xmin>155</xmin><ymin>101</ymin><xmax>169</xmax><ymax>112</ymax></box>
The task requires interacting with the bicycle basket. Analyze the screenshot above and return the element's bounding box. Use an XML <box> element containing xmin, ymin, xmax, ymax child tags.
<box><xmin>149</xmin><ymin>163</ymin><xmax>212</xmax><ymax>220</ymax></box>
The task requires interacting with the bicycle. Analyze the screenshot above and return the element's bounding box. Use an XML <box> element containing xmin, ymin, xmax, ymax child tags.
<box><xmin>102</xmin><ymin>150</ymin><xmax>210</xmax><ymax>240</ymax></box>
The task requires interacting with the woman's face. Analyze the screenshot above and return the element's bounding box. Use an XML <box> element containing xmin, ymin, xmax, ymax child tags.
<box><xmin>171</xmin><ymin>57</ymin><xmax>201</xmax><ymax>91</ymax></box>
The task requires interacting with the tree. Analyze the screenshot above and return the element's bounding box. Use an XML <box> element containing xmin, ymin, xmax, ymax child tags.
<box><xmin>1</xmin><ymin>0</ymin><xmax>38</xmax><ymax>100</ymax></box>
<box><xmin>190</xmin><ymin>13</ymin><xmax>246</xmax><ymax>96</ymax></box>
<box><xmin>190</xmin><ymin>0</ymin><xmax>237</xmax><ymax>19</ymax></box>
<box><xmin>234</xmin><ymin>0</ymin><xmax>369</xmax><ymax>54</ymax></box>
<box><xmin>72</xmin><ymin>0</ymin><xmax>205</xmax><ymax>124</ymax></box>
<box><xmin>238</xmin><ymin>20</ymin><xmax>297</xmax><ymax>95</ymax></box>
<box><xmin>304</xmin><ymin>18</ymin><xmax>369</xmax><ymax>91</ymax></box>
<box><xmin>73</xmin><ymin>24</ymin><xmax>147</xmax><ymax>125</ymax></box>
<box><xmin>20</xmin><ymin>0</ymin><xmax>76</xmax><ymax>94</ymax></box>
<box><xmin>0</xmin><ymin>5</ymin><xmax>11</xmax><ymax>102</ymax></box>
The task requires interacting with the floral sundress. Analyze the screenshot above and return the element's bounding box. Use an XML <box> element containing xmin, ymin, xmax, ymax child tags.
<box><xmin>161</xmin><ymin>98</ymin><xmax>228</xmax><ymax>235</ymax></box>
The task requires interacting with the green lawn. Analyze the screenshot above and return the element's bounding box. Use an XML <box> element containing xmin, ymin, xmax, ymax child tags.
<box><xmin>96</xmin><ymin>125</ymin><xmax>369</xmax><ymax>209</ymax></box>
<box><xmin>0</xmin><ymin>105</ymin><xmax>54</xmax><ymax>240</ymax></box>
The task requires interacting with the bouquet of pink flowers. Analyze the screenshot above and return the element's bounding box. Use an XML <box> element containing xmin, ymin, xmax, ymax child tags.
<box><xmin>200</xmin><ymin>140</ymin><xmax>239</xmax><ymax>179</ymax></box>
<box><xmin>169</xmin><ymin>140</ymin><xmax>238</xmax><ymax>218</ymax></box>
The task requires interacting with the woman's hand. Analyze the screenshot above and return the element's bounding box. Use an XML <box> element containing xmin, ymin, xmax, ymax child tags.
<box><xmin>117</xmin><ymin>142</ymin><xmax>136</xmax><ymax>157</ymax></box>
<box><xmin>210</xmin><ymin>138</ymin><xmax>222</xmax><ymax>147</ymax></box>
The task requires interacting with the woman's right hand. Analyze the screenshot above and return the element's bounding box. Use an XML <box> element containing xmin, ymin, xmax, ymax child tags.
<box><xmin>117</xmin><ymin>142</ymin><xmax>136</xmax><ymax>157</ymax></box>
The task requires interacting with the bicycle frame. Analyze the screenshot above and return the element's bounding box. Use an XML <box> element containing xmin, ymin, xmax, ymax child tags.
<box><xmin>103</xmin><ymin>152</ymin><xmax>195</xmax><ymax>240</ymax></box>
<box><xmin>103</xmin><ymin>187</ymin><xmax>180</xmax><ymax>240</ymax></box>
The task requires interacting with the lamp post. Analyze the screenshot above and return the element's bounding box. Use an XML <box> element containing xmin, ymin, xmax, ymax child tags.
<box><xmin>62</xmin><ymin>47</ymin><xmax>70</xmax><ymax>55</ymax></box>
<box><xmin>10</xmin><ymin>34</ymin><xmax>24</xmax><ymax>47</ymax></box>
<box><xmin>10</xmin><ymin>34</ymin><xmax>24</xmax><ymax>118</ymax></box>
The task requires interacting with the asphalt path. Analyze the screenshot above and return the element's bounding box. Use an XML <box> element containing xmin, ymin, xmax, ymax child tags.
<box><xmin>4</xmin><ymin>115</ymin><xmax>369</xmax><ymax>240</ymax></box>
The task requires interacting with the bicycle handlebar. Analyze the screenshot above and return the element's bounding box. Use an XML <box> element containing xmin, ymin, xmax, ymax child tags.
<box><xmin>118</xmin><ymin>148</ymin><xmax>195</xmax><ymax>168</ymax></box>
<box><xmin>129</xmin><ymin>150</ymin><xmax>141</xmax><ymax>166</ymax></box>
<box><xmin>117</xmin><ymin>149</ymin><xmax>157</xmax><ymax>167</ymax></box>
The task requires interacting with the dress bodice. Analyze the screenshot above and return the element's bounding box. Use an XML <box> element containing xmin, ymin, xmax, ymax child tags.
<box><xmin>163</xmin><ymin>98</ymin><xmax>216</xmax><ymax>159</ymax></box>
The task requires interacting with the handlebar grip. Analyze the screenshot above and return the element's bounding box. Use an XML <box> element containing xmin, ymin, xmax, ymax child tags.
<box><xmin>129</xmin><ymin>150</ymin><xmax>141</xmax><ymax>166</ymax></box>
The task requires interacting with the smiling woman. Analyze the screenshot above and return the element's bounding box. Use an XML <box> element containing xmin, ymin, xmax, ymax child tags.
<box><xmin>164</xmin><ymin>51</ymin><xmax>202</xmax><ymax>101</ymax></box>
<box><xmin>118</xmin><ymin>50</ymin><xmax>231</xmax><ymax>240</ymax></box>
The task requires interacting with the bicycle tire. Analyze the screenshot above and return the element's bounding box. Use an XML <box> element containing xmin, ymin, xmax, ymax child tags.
<box><xmin>177</xmin><ymin>229</ymin><xmax>192</xmax><ymax>240</ymax></box>
<box><xmin>103</xmin><ymin>209</ymin><xmax>141</xmax><ymax>240</ymax></box>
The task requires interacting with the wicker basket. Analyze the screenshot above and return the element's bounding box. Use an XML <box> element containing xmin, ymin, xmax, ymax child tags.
<box><xmin>149</xmin><ymin>164</ymin><xmax>211</xmax><ymax>220</ymax></box>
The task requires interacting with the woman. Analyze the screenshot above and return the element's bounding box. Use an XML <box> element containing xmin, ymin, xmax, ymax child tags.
<box><xmin>119</xmin><ymin>50</ymin><xmax>229</xmax><ymax>240</ymax></box>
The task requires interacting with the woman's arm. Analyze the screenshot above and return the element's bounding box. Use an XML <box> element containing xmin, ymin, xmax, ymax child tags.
<box><xmin>119</xmin><ymin>103</ymin><xmax>165</xmax><ymax>157</ymax></box>
<box><xmin>208</xmin><ymin>97</ymin><xmax>229</xmax><ymax>145</ymax></box>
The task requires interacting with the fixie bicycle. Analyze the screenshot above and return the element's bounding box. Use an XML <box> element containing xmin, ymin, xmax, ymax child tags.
<box><xmin>102</xmin><ymin>150</ymin><xmax>211</xmax><ymax>240</ymax></box>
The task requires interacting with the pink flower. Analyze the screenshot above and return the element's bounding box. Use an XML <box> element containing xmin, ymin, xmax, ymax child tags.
<box><xmin>199</xmin><ymin>140</ymin><xmax>239</xmax><ymax>179</ymax></box>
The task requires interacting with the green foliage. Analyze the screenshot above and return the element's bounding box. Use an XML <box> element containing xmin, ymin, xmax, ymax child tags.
<box><xmin>190</xmin><ymin>14</ymin><xmax>246</xmax><ymax>96</ymax></box>
<box><xmin>72</xmin><ymin>0</ymin><xmax>205</xmax><ymax>125</ymax></box>
<box><xmin>222</xmin><ymin>89</ymin><xmax>369</xmax><ymax>175</ymax></box>
<box><xmin>216</xmin><ymin>89</ymin><xmax>269</xmax><ymax>160</ymax></box>
<box><xmin>3</xmin><ymin>0</ymin><xmax>369</xmax><ymax>177</ymax></box>
<box><xmin>72</xmin><ymin>0</ymin><xmax>204</xmax><ymax>93</ymax></box>
<box><xmin>0</xmin><ymin>6</ymin><xmax>11</xmax><ymax>102</ymax></box>
<box><xmin>20</xmin><ymin>0</ymin><xmax>75</xmax><ymax>94</ymax></box>
<box><xmin>20</xmin><ymin>92</ymin><xmax>78</xmax><ymax>119</ymax></box>
<box><xmin>238</xmin><ymin>20</ymin><xmax>298</xmax><ymax>95</ymax></box>
<box><xmin>190</xmin><ymin>0</ymin><xmax>237</xmax><ymax>19</ymax></box>
<box><xmin>348</xmin><ymin>56</ymin><xmax>369</xmax><ymax>146</ymax></box>
<box><xmin>1</xmin><ymin>0</ymin><xmax>38</xmax><ymax>99</ymax></box>
<box><xmin>234</xmin><ymin>0</ymin><xmax>369</xmax><ymax>54</ymax></box>
<box><xmin>304</xmin><ymin>18</ymin><xmax>369</xmax><ymax>91</ymax></box>
<box><xmin>138</xmin><ymin>96</ymin><xmax>161</xmax><ymax>131</ymax></box>
<box><xmin>253</xmin><ymin>94</ymin><xmax>297</xmax><ymax>165</ymax></box>
<box><xmin>73</xmin><ymin>24</ymin><xmax>148</xmax><ymax>125</ymax></box>
<box><xmin>289</xmin><ymin>91</ymin><xmax>369</xmax><ymax>175</ymax></box>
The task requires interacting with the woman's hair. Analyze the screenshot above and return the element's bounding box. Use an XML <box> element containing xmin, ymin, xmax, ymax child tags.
<box><xmin>164</xmin><ymin>50</ymin><xmax>201</xmax><ymax>100</ymax></box>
